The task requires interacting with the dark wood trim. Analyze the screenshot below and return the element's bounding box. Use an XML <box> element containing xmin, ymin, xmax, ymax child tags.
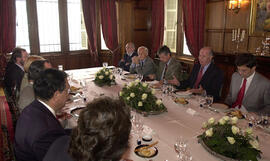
<box><xmin>26</xmin><ymin>0</ymin><xmax>40</xmax><ymax>54</ymax></box>
<box><xmin>58</xmin><ymin>0</ymin><xmax>69</xmax><ymax>53</ymax></box>
<box><xmin>176</xmin><ymin>0</ymin><xmax>184</xmax><ymax>56</ymax></box>
<box><xmin>96</xmin><ymin>0</ymin><xmax>101</xmax><ymax>54</ymax></box>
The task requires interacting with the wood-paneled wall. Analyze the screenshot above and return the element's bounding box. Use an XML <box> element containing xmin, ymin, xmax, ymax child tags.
<box><xmin>205</xmin><ymin>0</ymin><xmax>266</xmax><ymax>53</ymax></box>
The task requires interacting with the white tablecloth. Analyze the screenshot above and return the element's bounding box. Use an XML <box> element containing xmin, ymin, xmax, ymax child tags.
<box><xmin>63</xmin><ymin>67</ymin><xmax>270</xmax><ymax>161</ymax></box>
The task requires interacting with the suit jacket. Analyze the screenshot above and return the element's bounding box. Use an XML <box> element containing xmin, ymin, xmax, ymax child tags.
<box><xmin>15</xmin><ymin>100</ymin><xmax>68</xmax><ymax>161</ymax></box>
<box><xmin>4</xmin><ymin>62</ymin><xmax>24</xmax><ymax>96</ymax></box>
<box><xmin>43</xmin><ymin>135</ymin><xmax>74</xmax><ymax>161</ymax></box>
<box><xmin>156</xmin><ymin>58</ymin><xmax>183</xmax><ymax>82</ymax></box>
<box><xmin>18</xmin><ymin>83</ymin><xmax>35</xmax><ymax>111</ymax></box>
<box><xmin>225</xmin><ymin>72</ymin><xmax>270</xmax><ymax>114</ymax></box>
<box><xmin>118</xmin><ymin>52</ymin><xmax>138</xmax><ymax>71</ymax></box>
<box><xmin>178</xmin><ymin>63</ymin><xmax>224</xmax><ymax>101</ymax></box>
<box><xmin>129</xmin><ymin>56</ymin><xmax>156</xmax><ymax>77</ymax></box>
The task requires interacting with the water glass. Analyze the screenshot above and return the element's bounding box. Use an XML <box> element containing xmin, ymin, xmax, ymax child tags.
<box><xmin>102</xmin><ymin>62</ymin><xmax>108</xmax><ymax>68</ymax></box>
<box><xmin>205</xmin><ymin>95</ymin><xmax>213</xmax><ymax>107</ymax></box>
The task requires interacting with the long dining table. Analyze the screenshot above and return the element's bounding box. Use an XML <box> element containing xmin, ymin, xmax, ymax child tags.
<box><xmin>62</xmin><ymin>67</ymin><xmax>270</xmax><ymax>161</ymax></box>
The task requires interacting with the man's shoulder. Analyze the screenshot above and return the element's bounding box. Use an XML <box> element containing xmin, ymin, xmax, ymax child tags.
<box><xmin>255</xmin><ymin>73</ymin><xmax>270</xmax><ymax>85</ymax></box>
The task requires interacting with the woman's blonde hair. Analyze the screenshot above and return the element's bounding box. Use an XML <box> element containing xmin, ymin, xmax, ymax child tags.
<box><xmin>24</xmin><ymin>55</ymin><xmax>45</xmax><ymax>72</ymax></box>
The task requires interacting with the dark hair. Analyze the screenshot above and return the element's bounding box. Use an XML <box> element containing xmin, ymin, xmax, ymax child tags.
<box><xmin>28</xmin><ymin>60</ymin><xmax>46</xmax><ymax>81</ymax></box>
<box><xmin>33</xmin><ymin>68</ymin><xmax>67</xmax><ymax>101</ymax></box>
<box><xmin>235</xmin><ymin>53</ymin><xmax>257</xmax><ymax>68</ymax></box>
<box><xmin>10</xmin><ymin>47</ymin><xmax>26</xmax><ymax>63</ymax></box>
<box><xmin>68</xmin><ymin>97</ymin><xmax>131</xmax><ymax>161</ymax></box>
<box><xmin>158</xmin><ymin>45</ymin><xmax>171</xmax><ymax>56</ymax></box>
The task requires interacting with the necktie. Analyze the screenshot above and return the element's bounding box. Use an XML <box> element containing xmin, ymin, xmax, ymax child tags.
<box><xmin>232</xmin><ymin>79</ymin><xmax>247</xmax><ymax>108</ymax></box>
<box><xmin>162</xmin><ymin>63</ymin><xmax>168</xmax><ymax>80</ymax></box>
<box><xmin>194</xmin><ymin>67</ymin><xmax>204</xmax><ymax>88</ymax></box>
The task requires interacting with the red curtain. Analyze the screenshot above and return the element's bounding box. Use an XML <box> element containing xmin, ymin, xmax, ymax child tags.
<box><xmin>100</xmin><ymin>0</ymin><xmax>119</xmax><ymax>66</ymax></box>
<box><xmin>182</xmin><ymin>0</ymin><xmax>206</xmax><ymax>62</ymax></box>
<box><xmin>82</xmin><ymin>0</ymin><xmax>99</xmax><ymax>66</ymax></box>
<box><xmin>151</xmin><ymin>0</ymin><xmax>164</xmax><ymax>58</ymax></box>
<box><xmin>0</xmin><ymin>0</ymin><xmax>16</xmax><ymax>78</ymax></box>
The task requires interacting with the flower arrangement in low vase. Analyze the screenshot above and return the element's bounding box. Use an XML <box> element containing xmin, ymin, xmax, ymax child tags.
<box><xmin>94</xmin><ymin>68</ymin><xmax>116</xmax><ymax>87</ymax></box>
<box><xmin>198</xmin><ymin>116</ymin><xmax>261</xmax><ymax>161</ymax></box>
<box><xmin>119</xmin><ymin>80</ymin><xmax>167</xmax><ymax>115</ymax></box>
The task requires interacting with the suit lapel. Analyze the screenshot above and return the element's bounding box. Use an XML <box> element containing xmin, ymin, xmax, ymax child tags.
<box><xmin>200</xmin><ymin>63</ymin><xmax>212</xmax><ymax>82</ymax></box>
<box><xmin>243</xmin><ymin>73</ymin><xmax>258</xmax><ymax>101</ymax></box>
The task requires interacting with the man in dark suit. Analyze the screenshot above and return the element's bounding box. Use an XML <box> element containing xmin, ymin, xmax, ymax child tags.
<box><xmin>168</xmin><ymin>47</ymin><xmax>224</xmax><ymax>101</ymax></box>
<box><xmin>15</xmin><ymin>69</ymin><xmax>70</xmax><ymax>161</ymax></box>
<box><xmin>4</xmin><ymin>47</ymin><xmax>28</xmax><ymax>97</ymax></box>
<box><xmin>119</xmin><ymin>42</ymin><xmax>137</xmax><ymax>71</ymax></box>
<box><xmin>225</xmin><ymin>54</ymin><xmax>270</xmax><ymax>114</ymax></box>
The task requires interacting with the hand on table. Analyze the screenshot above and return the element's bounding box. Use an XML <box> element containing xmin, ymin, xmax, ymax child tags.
<box><xmin>188</xmin><ymin>85</ymin><xmax>205</xmax><ymax>94</ymax></box>
<box><xmin>148</xmin><ymin>74</ymin><xmax>156</xmax><ymax>80</ymax></box>
<box><xmin>167</xmin><ymin>75</ymin><xmax>180</xmax><ymax>86</ymax></box>
<box><xmin>132</xmin><ymin>56</ymin><xmax>139</xmax><ymax>64</ymax></box>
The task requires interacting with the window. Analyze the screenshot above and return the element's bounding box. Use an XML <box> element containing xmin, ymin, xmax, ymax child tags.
<box><xmin>37</xmin><ymin>0</ymin><xmax>61</xmax><ymax>52</ymax></box>
<box><xmin>164</xmin><ymin>0</ymin><xmax>178</xmax><ymax>52</ymax></box>
<box><xmin>15</xmin><ymin>0</ymin><xmax>89</xmax><ymax>53</ymax></box>
<box><xmin>67</xmin><ymin>0</ymin><xmax>88</xmax><ymax>51</ymax></box>
<box><xmin>16</xmin><ymin>0</ymin><xmax>30</xmax><ymax>52</ymax></box>
<box><xmin>163</xmin><ymin>0</ymin><xmax>191</xmax><ymax>55</ymax></box>
<box><xmin>100</xmin><ymin>26</ymin><xmax>109</xmax><ymax>50</ymax></box>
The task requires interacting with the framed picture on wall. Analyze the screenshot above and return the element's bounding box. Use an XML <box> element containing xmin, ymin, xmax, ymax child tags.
<box><xmin>250</xmin><ymin>0</ymin><xmax>270</xmax><ymax>36</ymax></box>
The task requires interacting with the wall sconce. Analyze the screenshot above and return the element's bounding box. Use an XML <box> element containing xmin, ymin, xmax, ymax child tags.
<box><xmin>228</xmin><ymin>0</ymin><xmax>242</xmax><ymax>14</ymax></box>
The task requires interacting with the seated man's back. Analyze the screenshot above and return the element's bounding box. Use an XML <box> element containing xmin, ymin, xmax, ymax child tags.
<box><xmin>15</xmin><ymin>100</ymin><xmax>66</xmax><ymax>161</ymax></box>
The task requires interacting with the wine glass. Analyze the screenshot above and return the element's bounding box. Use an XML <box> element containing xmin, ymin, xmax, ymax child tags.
<box><xmin>102</xmin><ymin>62</ymin><xmax>108</xmax><ymax>68</ymax></box>
<box><xmin>174</xmin><ymin>137</ymin><xmax>188</xmax><ymax>160</ymax></box>
<box><xmin>136</xmin><ymin>74</ymin><xmax>143</xmax><ymax>82</ymax></box>
<box><xmin>205</xmin><ymin>95</ymin><xmax>213</xmax><ymax>108</ymax></box>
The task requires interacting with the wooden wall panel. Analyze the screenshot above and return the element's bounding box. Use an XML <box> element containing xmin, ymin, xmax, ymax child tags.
<box><xmin>206</xmin><ymin>32</ymin><xmax>224</xmax><ymax>52</ymax></box>
<box><xmin>205</xmin><ymin>1</ymin><xmax>224</xmax><ymax>29</ymax></box>
<box><xmin>248</xmin><ymin>36</ymin><xmax>265</xmax><ymax>53</ymax></box>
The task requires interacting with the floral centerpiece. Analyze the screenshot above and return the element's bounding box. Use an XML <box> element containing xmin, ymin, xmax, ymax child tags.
<box><xmin>119</xmin><ymin>80</ymin><xmax>167</xmax><ymax>115</ymax></box>
<box><xmin>94</xmin><ymin>68</ymin><xmax>115</xmax><ymax>86</ymax></box>
<box><xmin>198</xmin><ymin>116</ymin><xmax>261</xmax><ymax>161</ymax></box>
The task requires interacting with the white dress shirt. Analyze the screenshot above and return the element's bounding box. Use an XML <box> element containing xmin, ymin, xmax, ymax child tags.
<box><xmin>38</xmin><ymin>99</ymin><xmax>56</xmax><ymax>117</ymax></box>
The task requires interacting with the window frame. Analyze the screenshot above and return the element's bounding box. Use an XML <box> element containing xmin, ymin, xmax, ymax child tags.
<box><xmin>18</xmin><ymin>0</ymin><xmax>89</xmax><ymax>55</ymax></box>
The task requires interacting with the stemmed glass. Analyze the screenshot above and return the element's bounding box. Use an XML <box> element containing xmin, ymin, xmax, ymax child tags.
<box><xmin>174</xmin><ymin>137</ymin><xmax>188</xmax><ymax>160</ymax></box>
<box><xmin>205</xmin><ymin>95</ymin><xmax>213</xmax><ymax>108</ymax></box>
<box><xmin>136</xmin><ymin>74</ymin><xmax>143</xmax><ymax>82</ymax></box>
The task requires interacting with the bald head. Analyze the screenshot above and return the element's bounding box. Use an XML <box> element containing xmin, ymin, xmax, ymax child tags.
<box><xmin>137</xmin><ymin>46</ymin><xmax>148</xmax><ymax>60</ymax></box>
<box><xmin>125</xmin><ymin>42</ymin><xmax>135</xmax><ymax>54</ymax></box>
<box><xmin>199</xmin><ymin>47</ymin><xmax>213</xmax><ymax>67</ymax></box>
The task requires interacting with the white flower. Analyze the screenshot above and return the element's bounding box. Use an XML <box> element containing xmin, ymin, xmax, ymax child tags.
<box><xmin>205</xmin><ymin>128</ymin><xmax>213</xmax><ymax>137</ymax></box>
<box><xmin>151</xmin><ymin>89</ymin><xmax>156</xmax><ymax>95</ymax></box>
<box><xmin>227</xmin><ymin>137</ymin><xmax>235</xmax><ymax>144</ymax></box>
<box><xmin>109</xmin><ymin>75</ymin><xmax>113</xmax><ymax>80</ymax></box>
<box><xmin>249</xmin><ymin>140</ymin><xmax>259</xmax><ymax>150</ymax></box>
<box><xmin>202</xmin><ymin>122</ymin><xmax>208</xmax><ymax>128</ymax></box>
<box><xmin>231</xmin><ymin>125</ymin><xmax>240</xmax><ymax>135</ymax></box>
<box><xmin>98</xmin><ymin>75</ymin><xmax>104</xmax><ymax>79</ymax></box>
<box><xmin>142</xmin><ymin>83</ymin><xmax>148</xmax><ymax>87</ymax></box>
<box><xmin>208</xmin><ymin>117</ymin><xmax>215</xmax><ymax>125</ymax></box>
<box><xmin>130</xmin><ymin>93</ymin><xmax>135</xmax><ymax>98</ymax></box>
<box><xmin>109</xmin><ymin>69</ymin><xmax>112</xmax><ymax>73</ymax></box>
<box><xmin>246</xmin><ymin>128</ymin><xmax>253</xmax><ymax>135</ymax></box>
<box><xmin>222</xmin><ymin>116</ymin><xmax>230</xmax><ymax>121</ymax></box>
<box><xmin>218</xmin><ymin>118</ymin><xmax>226</xmax><ymax>125</ymax></box>
<box><xmin>138</xmin><ymin>101</ymin><xmax>143</xmax><ymax>107</ymax></box>
<box><xmin>156</xmin><ymin>99</ymin><xmax>162</xmax><ymax>105</ymax></box>
<box><xmin>126</xmin><ymin>97</ymin><xmax>130</xmax><ymax>101</ymax></box>
<box><xmin>142</xmin><ymin>93</ymin><xmax>148</xmax><ymax>100</ymax></box>
<box><xmin>135</xmin><ymin>79</ymin><xmax>140</xmax><ymax>83</ymax></box>
<box><xmin>105</xmin><ymin>71</ymin><xmax>109</xmax><ymax>75</ymax></box>
<box><xmin>231</xmin><ymin>117</ymin><xmax>238</xmax><ymax>125</ymax></box>
<box><xmin>128</xmin><ymin>82</ymin><xmax>134</xmax><ymax>87</ymax></box>
<box><xmin>119</xmin><ymin>91</ymin><xmax>123</xmax><ymax>96</ymax></box>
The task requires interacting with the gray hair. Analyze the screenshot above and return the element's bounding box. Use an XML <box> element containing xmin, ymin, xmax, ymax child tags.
<box><xmin>138</xmin><ymin>46</ymin><xmax>148</xmax><ymax>56</ymax></box>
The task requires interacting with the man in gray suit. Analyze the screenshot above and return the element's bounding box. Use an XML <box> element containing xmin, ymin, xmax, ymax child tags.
<box><xmin>149</xmin><ymin>45</ymin><xmax>183</xmax><ymax>84</ymax></box>
<box><xmin>130</xmin><ymin>46</ymin><xmax>156</xmax><ymax>78</ymax></box>
<box><xmin>225</xmin><ymin>54</ymin><xmax>270</xmax><ymax>114</ymax></box>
